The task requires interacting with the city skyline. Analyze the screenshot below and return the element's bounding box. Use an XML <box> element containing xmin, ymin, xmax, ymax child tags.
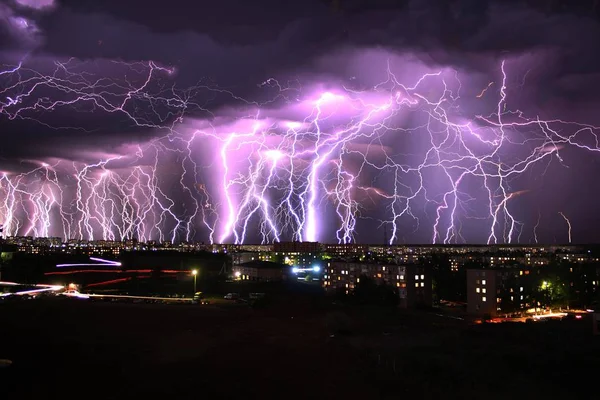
<box><xmin>1</xmin><ymin>233</ymin><xmax>592</xmax><ymax>250</ymax></box>
<box><xmin>2</xmin><ymin>1</ymin><xmax>600</xmax><ymax>244</ymax></box>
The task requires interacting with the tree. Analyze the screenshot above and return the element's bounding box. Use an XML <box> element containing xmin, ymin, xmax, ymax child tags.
<box><xmin>532</xmin><ymin>276</ymin><xmax>568</xmax><ymax>309</ymax></box>
<box><xmin>351</xmin><ymin>275</ymin><xmax>399</xmax><ymax>307</ymax></box>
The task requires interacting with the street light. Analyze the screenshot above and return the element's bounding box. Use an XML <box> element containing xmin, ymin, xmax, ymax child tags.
<box><xmin>192</xmin><ymin>269</ymin><xmax>198</xmax><ymax>293</ymax></box>
<box><xmin>541</xmin><ymin>281</ymin><xmax>550</xmax><ymax>290</ymax></box>
<box><xmin>540</xmin><ymin>281</ymin><xmax>552</xmax><ymax>312</ymax></box>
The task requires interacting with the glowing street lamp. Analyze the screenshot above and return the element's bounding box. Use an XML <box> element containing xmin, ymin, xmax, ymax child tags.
<box><xmin>540</xmin><ymin>281</ymin><xmax>552</xmax><ymax>311</ymax></box>
<box><xmin>192</xmin><ymin>269</ymin><xmax>198</xmax><ymax>293</ymax></box>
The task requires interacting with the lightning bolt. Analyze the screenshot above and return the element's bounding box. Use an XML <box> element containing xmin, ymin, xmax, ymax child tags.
<box><xmin>476</xmin><ymin>81</ymin><xmax>494</xmax><ymax>98</ymax></box>
<box><xmin>533</xmin><ymin>210</ymin><xmax>541</xmax><ymax>244</ymax></box>
<box><xmin>558</xmin><ymin>212</ymin><xmax>572</xmax><ymax>244</ymax></box>
<box><xmin>0</xmin><ymin>57</ymin><xmax>597</xmax><ymax>245</ymax></box>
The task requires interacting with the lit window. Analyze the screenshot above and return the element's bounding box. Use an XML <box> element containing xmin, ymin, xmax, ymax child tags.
<box><xmin>476</xmin><ymin>288</ymin><xmax>480</xmax><ymax>293</ymax></box>
<box><xmin>482</xmin><ymin>280</ymin><xmax>486</xmax><ymax>285</ymax></box>
<box><xmin>520</xmin><ymin>295</ymin><xmax>523</xmax><ymax>300</ymax></box>
<box><xmin>420</xmin><ymin>282</ymin><xmax>424</xmax><ymax>287</ymax></box>
<box><xmin>415</xmin><ymin>275</ymin><xmax>419</xmax><ymax>280</ymax></box>
<box><xmin>356</xmin><ymin>278</ymin><xmax>360</xmax><ymax>283</ymax></box>
<box><xmin>482</xmin><ymin>288</ymin><xmax>486</xmax><ymax>294</ymax></box>
<box><xmin>396</xmin><ymin>282</ymin><xmax>400</xmax><ymax>287</ymax></box>
<box><xmin>482</xmin><ymin>297</ymin><xmax>487</xmax><ymax>302</ymax></box>
<box><xmin>400</xmin><ymin>275</ymin><xmax>404</xmax><ymax>280</ymax></box>
<box><xmin>520</xmin><ymin>287</ymin><xmax>523</xmax><ymax>292</ymax></box>
<box><xmin>382</xmin><ymin>267</ymin><xmax>386</xmax><ymax>271</ymax></box>
<box><xmin>415</xmin><ymin>282</ymin><xmax>419</xmax><ymax>288</ymax></box>
<box><xmin>420</xmin><ymin>275</ymin><xmax>425</xmax><ymax>280</ymax></box>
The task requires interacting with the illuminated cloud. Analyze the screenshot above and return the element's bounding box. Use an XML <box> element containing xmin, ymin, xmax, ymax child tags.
<box><xmin>0</xmin><ymin>0</ymin><xmax>52</xmax><ymax>48</ymax></box>
<box><xmin>14</xmin><ymin>0</ymin><xmax>55</xmax><ymax>10</ymax></box>
<box><xmin>1</xmin><ymin>1</ymin><xmax>600</xmax><ymax>243</ymax></box>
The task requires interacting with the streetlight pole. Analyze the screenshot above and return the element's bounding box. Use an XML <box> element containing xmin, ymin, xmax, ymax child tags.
<box><xmin>192</xmin><ymin>269</ymin><xmax>198</xmax><ymax>294</ymax></box>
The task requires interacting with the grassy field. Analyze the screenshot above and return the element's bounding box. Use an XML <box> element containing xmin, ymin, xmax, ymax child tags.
<box><xmin>0</xmin><ymin>299</ymin><xmax>598</xmax><ymax>399</ymax></box>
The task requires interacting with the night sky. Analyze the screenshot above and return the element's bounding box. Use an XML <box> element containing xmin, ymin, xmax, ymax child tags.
<box><xmin>1</xmin><ymin>0</ymin><xmax>600</xmax><ymax>244</ymax></box>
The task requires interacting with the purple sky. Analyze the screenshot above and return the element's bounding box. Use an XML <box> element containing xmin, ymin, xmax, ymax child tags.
<box><xmin>1</xmin><ymin>0</ymin><xmax>600</xmax><ymax>244</ymax></box>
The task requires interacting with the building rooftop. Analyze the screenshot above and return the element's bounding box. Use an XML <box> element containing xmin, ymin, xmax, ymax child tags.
<box><xmin>238</xmin><ymin>261</ymin><xmax>286</xmax><ymax>269</ymax></box>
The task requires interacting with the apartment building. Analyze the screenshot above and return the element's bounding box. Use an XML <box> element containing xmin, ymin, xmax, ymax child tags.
<box><xmin>323</xmin><ymin>261</ymin><xmax>432</xmax><ymax>308</ymax></box>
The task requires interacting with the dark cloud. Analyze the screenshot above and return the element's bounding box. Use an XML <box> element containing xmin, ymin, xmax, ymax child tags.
<box><xmin>3</xmin><ymin>0</ymin><xmax>599</xmax><ymax>150</ymax></box>
<box><xmin>14</xmin><ymin>0</ymin><xmax>56</xmax><ymax>10</ymax></box>
<box><xmin>19</xmin><ymin>1</ymin><xmax>598</xmax><ymax>102</ymax></box>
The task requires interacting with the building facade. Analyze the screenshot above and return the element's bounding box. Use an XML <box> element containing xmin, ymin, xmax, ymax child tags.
<box><xmin>323</xmin><ymin>261</ymin><xmax>432</xmax><ymax>308</ymax></box>
<box><xmin>273</xmin><ymin>241</ymin><xmax>321</xmax><ymax>254</ymax></box>
<box><xmin>323</xmin><ymin>244</ymin><xmax>369</xmax><ymax>258</ymax></box>
<box><xmin>232</xmin><ymin>261</ymin><xmax>286</xmax><ymax>282</ymax></box>
<box><xmin>272</xmin><ymin>241</ymin><xmax>322</xmax><ymax>269</ymax></box>
<box><xmin>467</xmin><ymin>268</ymin><xmax>533</xmax><ymax>317</ymax></box>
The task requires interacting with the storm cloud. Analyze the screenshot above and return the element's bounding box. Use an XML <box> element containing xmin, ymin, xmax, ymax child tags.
<box><xmin>1</xmin><ymin>0</ymin><xmax>600</xmax><ymax>243</ymax></box>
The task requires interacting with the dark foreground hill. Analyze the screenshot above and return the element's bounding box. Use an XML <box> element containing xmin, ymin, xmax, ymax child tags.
<box><xmin>1</xmin><ymin>299</ymin><xmax>599</xmax><ymax>399</ymax></box>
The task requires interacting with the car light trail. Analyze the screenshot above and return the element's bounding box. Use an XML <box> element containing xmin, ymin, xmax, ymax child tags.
<box><xmin>56</xmin><ymin>257</ymin><xmax>122</xmax><ymax>268</ymax></box>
